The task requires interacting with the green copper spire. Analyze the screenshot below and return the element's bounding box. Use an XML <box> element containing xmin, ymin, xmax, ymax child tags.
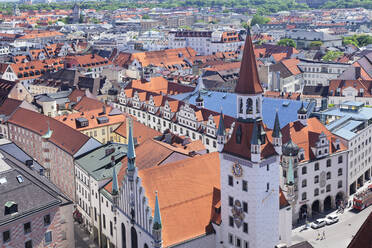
<box><xmin>153</xmin><ymin>191</ymin><xmax>162</xmax><ymax>230</ymax></box>
<box><xmin>287</xmin><ymin>157</ymin><xmax>294</xmax><ymax>185</ymax></box>
<box><xmin>250</xmin><ymin>121</ymin><xmax>261</xmax><ymax>145</ymax></box>
<box><xmin>112</xmin><ymin>165</ymin><xmax>118</xmax><ymax>195</ymax></box>
<box><xmin>272</xmin><ymin>110</ymin><xmax>282</xmax><ymax>138</ymax></box>
<box><xmin>127</xmin><ymin>120</ymin><xmax>136</xmax><ymax>171</ymax></box>
<box><xmin>217</xmin><ymin>110</ymin><xmax>225</xmax><ymax>136</ymax></box>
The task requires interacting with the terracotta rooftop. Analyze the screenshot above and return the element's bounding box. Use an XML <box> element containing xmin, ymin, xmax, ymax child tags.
<box><xmin>8</xmin><ymin>108</ymin><xmax>90</xmax><ymax>155</ymax></box>
<box><xmin>0</xmin><ymin>98</ymin><xmax>22</xmax><ymax>116</ymax></box>
<box><xmin>114</xmin><ymin>119</ymin><xmax>161</xmax><ymax>145</ymax></box>
<box><xmin>138</xmin><ymin>152</ymin><xmax>220</xmax><ymax>247</ymax></box>
<box><xmin>235</xmin><ymin>30</ymin><xmax>263</xmax><ymax>94</ymax></box>
<box><xmin>266</xmin><ymin>118</ymin><xmax>347</xmax><ymax>162</ymax></box>
<box><xmin>73</xmin><ymin>96</ymin><xmax>105</xmax><ymax>112</ymax></box>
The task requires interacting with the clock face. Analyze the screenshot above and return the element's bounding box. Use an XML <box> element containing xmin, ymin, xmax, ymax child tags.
<box><xmin>232</xmin><ymin>162</ymin><xmax>243</xmax><ymax>178</ymax></box>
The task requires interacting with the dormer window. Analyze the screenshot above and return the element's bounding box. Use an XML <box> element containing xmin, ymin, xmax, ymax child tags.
<box><xmin>4</xmin><ymin>201</ymin><xmax>18</xmax><ymax>215</ymax></box>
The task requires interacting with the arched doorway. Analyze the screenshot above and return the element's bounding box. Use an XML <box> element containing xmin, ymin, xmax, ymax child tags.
<box><xmin>121</xmin><ymin>223</ymin><xmax>126</xmax><ymax>248</ymax></box>
<box><xmin>131</xmin><ymin>227</ymin><xmax>138</xmax><ymax>248</ymax></box>
<box><xmin>312</xmin><ymin>200</ymin><xmax>320</xmax><ymax>216</ymax></box>
<box><xmin>324</xmin><ymin>196</ymin><xmax>332</xmax><ymax>211</ymax></box>
<box><xmin>336</xmin><ymin>192</ymin><xmax>344</xmax><ymax>207</ymax></box>
<box><xmin>299</xmin><ymin>204</ymin><xmax>308</xmax><ymax>219</ymax></box>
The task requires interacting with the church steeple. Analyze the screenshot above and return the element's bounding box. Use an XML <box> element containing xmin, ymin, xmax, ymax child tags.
<box><xmin>235</xmin><ymin>27</ymin><xmax>263</xmax><ymax>95</ymax></box>
<box><xmin>153</xmin><ymin>191</ymin><xmax>162</xmax><ymax>248</ymax></box>
<box><xmin>272</xmin><ymin>110</ymin><xmax>282</xmax><ymax>155</ymax></box>
<box><xmin>126</xmin><ymin>119</ymin><xmax>136</xmax><ymax>181</ymax></box>
<box><xmin>217</xmin><ymin>110</ymin><xmax>225</xmax><ymax>152</ymax></box>
<box><xmin>236</xmin><ymin>27</ymin><xmax>263</xmax><ymax>120</ymax></box>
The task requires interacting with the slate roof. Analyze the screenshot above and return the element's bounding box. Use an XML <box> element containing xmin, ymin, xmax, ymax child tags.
<box><xmin>170</xmin><ymin>91</ymin><xmax>311</xmax><ymax>129</ymax></box>
<box><xmin>0</xmin><ymin>164</ymin><xmax>60</xmax><ymax>226</ymax></box>
<box><xmin>303</xmin><ymin>85</ymin><xmax>329</xmax><ymax>97</ymax></box>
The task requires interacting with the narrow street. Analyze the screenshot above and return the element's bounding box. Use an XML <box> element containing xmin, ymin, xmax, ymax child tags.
<box><xmin>74</xmin><ymin>222</ymin><xmax>98</xmax><ymax>248</ymax></box>
<box><xmin>291</xmin><ymin>204</ymin><xmax>372</xmax><ymax>248</ymax></box>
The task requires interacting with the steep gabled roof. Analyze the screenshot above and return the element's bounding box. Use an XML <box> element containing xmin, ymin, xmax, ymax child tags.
<box><xmin>235</xmin><ymin>29</ymin><xmax>263</xmax><ymax>94</ymax></box>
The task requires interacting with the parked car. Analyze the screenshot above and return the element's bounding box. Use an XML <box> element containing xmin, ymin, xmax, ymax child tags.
<box><xmin>325</xmin><ymin>215</ymin><xmax>339</xmax><ymax>225</ymax></box>
<box><xmin>311</xmin><ymin>219</ymin><xmax>326</xmax><ymax>229</ymax></box>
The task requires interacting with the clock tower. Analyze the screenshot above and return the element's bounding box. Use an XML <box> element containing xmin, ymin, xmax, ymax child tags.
<box><xmin>216</xmin><ymin>28</ymin><xmax>280</xmax><ymax>248</ymax></box>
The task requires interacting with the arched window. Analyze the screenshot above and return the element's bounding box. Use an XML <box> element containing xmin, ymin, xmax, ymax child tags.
<box><xmin>338</xmin><ymin>168</ymin><xmax>342</xmax><ymax>176</ymax></box>
<box><xmin>338</xmin><ymin>180</ymin><xmax>342</xmax><ymax>188</ymax></box>
<box><xmin>131</xmin><ymin>227</ymin><xmax>138</xmax><ymax>248</ymax></box>
<box><xmin>302</xmin><ymin>166</ymin><xmax>307</xmax><ymax>175</ymax></box>
<box><xmin>327</xmin><ymin>172</ymin><xmax>331</xmax><ymax>180</ymax></box>
<box><xmin>302</xmin><ymin>192</ymin><xmax>307</xmax><ymax>200</ymax></box>
<box><xmin>283</xmin><ymin>170</ymin><xmax>287</xmax><ymax>178</ymax></box>
<box><xmin>121</xmin><ymin>223</ymin><xmax>126</xmax><ymax>248</ymax></box>
<box><xmin>302</xmin><ymin>179</ymin><xmax>307</xmax><ymax>188</ymax></box>
<box><xmin>314</xmin><ymin>175</ymin><xmax>319</xmax><ymax>184</ymax></box>
<box><xmin>314</xmin><ymin>188</ymin><xmax>319</xmax><ymax>196</ymax></box>
<box><xmin>246</xmin><ymin>98</ymin><xmax>253</xmax><ymax>114</ymax></box>
<box><xmin>326</xmin><ymin>184</ymin><xmax>331</xmax><ymax>192</ymax></box>
<box><xmin>144</xmin><ymin>244</ymin><xmax>149</xmax><ymax>248</ymax></box>
<box><xmin>256</xmin><ymin>98</ymin><xmax>260</xmax><ymax>113</ymax></box>
<box><xmin>239</xmin><ymin>98</ymin><xmax>243</xmax><ymax>114</ymax></box>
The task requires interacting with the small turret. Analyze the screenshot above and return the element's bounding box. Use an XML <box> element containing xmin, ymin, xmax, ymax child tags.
<box><xmin>297</xmin><ymin>102</ymin><xmax>308</xmax><ymax>126</ymax></box>
<box><xmin>272</xmin><ymin>110</ymin><xmax>282</xmax><ymax>155</ymax></box>
<box><xmin>217</xmin><ymin>110</ymin><xmax>225</xmax><ymax>152</ymax></box>
<box><xmin>112</xmin><ymin>157</ymin><xmax>119</xmax><ymax>208</ymax></box>
<box><xmin>153</xmin><ymin>191</ymin><xmax>162</xmax><ymax>248</ymax></box>
<box><xmin>126</xmin><ymin>119</ymin><xmax>136</xmax><ymax>181</ymax></box>
<box><xmin>250</xmin><ymin>121</ymin><xmax>261</xmax><ymax>163</ymax></box>
<box><xmin>195</xmin><ymin>91</ymin><xmax>204</xmax><ymax>108</ymax></box>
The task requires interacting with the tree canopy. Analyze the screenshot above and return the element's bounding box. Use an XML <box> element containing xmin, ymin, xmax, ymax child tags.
<box><xmin>343</xmin><ymin>35</ymin><xmax>372</xmax><ymax>48</ymax></box>
<box><xmin>322</xmin><ymin>51</ymin><xmax>344</xmax><ymax>61</ymax></box>
<box><xmin>277</xmin><ymin>38</ymin><xmax>296</xmax><ymax>48</ymax></box>
<box><xmin>250</xmin><ymin>14</ymin><xmax>270</xmax><ymax>26</ymax></box>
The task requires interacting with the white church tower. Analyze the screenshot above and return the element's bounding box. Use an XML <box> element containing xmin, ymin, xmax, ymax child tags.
<box><xmin>216</xmin><ymin>28</ymin><xmax>280</xmax><ymax>248</ymax></box>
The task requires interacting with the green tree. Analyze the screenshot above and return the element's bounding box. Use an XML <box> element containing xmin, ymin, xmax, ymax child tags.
<box><xmin>322</xmin><ymin>51</ymin><xmax>344</xmax><ymax>62</ymax></box>
<box><xmin>179</xmin><ymin>25</ymin><xmax>191</xmax><ymax>30</ymax></box>
<box><xmin>142</xmin><ymin>14</ymin><xmax>150</xmax><ymax>19</ymax></box>
<box><xmin>250</xmin><ymin>14</ymin><xmax>270</xmax><ymax>26</ymax></box>
<box><xmin>277</xmin><ymin>38</ymin><xmax>296</xmax><ymax>48</ymax></box>
<box><xmin>309</xmin><ymin>41</ymin><xmax>323</xmax><ymax>48</ymax></box>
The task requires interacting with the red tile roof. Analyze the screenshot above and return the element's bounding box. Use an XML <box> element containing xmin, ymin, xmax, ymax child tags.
<box><xmin>8</xmin><ymin>108</ymin><xmax>90</xmax><ymax>155</ymax></box>
<box><xmin>235</xmin><ymin>31</ymin><xmax>263</xmax><ymax>94</ymax></box>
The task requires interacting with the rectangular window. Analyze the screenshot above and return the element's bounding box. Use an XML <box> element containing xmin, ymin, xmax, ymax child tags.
<box><xmin>236</xmin><ymin>237</ymin><xmax>241</xmax><ymax>247</ymax></box>
<box><xmin>94</xmin><ymin>207</ymin><xmax>97</xmax><ymax>221</ymax></box>
<box><xmin>244</xmin><ymin>241</ymin><xmax>249</xmax><ymax>248</ymax></box>
<box><xmin>110</xmin><ymin>221</ymin><xmax>113</xmax><ymax>236</ymax></box>
<box><xmin>25</xmin><ymin>240</ymin><xmax>32</xmax><ymax>248</ymax></box>
<box><xmin>229</xmin><ymin>216</ymin><xmax>234</xmax><ymax>227</ymax></box>
<box><xmin>243</xmin><ymin>222</ymin><xmax>248</xmax><ymax>233</ymax></box>
<box><xmin>242</xmin><ymin>180</ymin><xmax>247</xmax><ymax>192</ymax></box>
<box><xmin>243</xmin><ymin>202</ymin><xmax>248</xmax><ymax>213</ymax></box>
<box><xmin>103</xmin><ymin>214</ymin><xmax>106</xmax><ymax>229</ymax></box>
<box><xmin>44</xmin><ymin>214</ymin><xmax>51</xmax><ymax>226</ymax></box>
<box><xmin>45</xmin><ymin>231</ymin><xmax>52</xmax><ymax>244</ymax></box>
<box><xmin>266</xmin><ymin>164</ymin><xmax>269</xmax><ymax>171</ymax></box>
<box><xmin>228</xmin><ymin>233</ymin><xmax>233</xmax><ymax>244</ymax></box>
<box><xmin>2</xmin><ymin>230</ymin><xmax>10</xmax><ymax>243</ymax></box>
<box><xmin>24</xmin><ymin>222</ymin><xmax>31</xmax><ymax>234</ymax></box>
<box><xmin>229</xmin><ymin>196</ymin><xmax>234</xmax><ymax>207</ymax></box>
<box><xmin>266</xmin><ymin>183</ymin><xmax>270</xmax><ymax>192</ymax></box>
<box><xmin>228</xmin><ymin>175</ymin><xmax>233</xmax><ymax>186</ymax></box>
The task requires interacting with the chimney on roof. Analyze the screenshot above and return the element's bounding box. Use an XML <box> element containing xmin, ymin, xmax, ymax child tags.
<box><xmin>111</xmin><ymin>155</ymin><xmax>115</xmax><ymax>167</ymax></box>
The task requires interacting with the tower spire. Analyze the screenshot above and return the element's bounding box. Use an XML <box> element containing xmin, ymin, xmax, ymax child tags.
<box><xmin>272</xmin><ymin>110</ymin><xmax>282</xmax><ymax>138</ymax></box>
<box><xmin>235</xmin><ymin>26</ymin><xmax>263</xmax><ymax>94</ymax></box>
<box><xmin>153</xmin><ymin>191</ymin><xmax>162</xmax><ymax>229</ymax></box>
<box><xmin>126</xmin><ymin>119</ymin><xmax>136</xmax><ymax>182</ymax></box>
<box><xmin>217</xmin><ymin>109</ymin><xmax>226</xmax><ymax>152</ymax></box>
<box><xmin>112</xmin><ymin>163</ymin><xmax>118</xmax><ymax>195</ymax></box>
<box><xmin>287</xmin><ymin>154</ymin><xmax>294</xmax><ymax>185</ymax></box>
<box><xmin>153</xmin><ymin>191</ymin><xmax>162</xmax><ymax>248</ymax></box>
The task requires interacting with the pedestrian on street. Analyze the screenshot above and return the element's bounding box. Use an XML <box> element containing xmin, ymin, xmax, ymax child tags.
<box><xmin>322</xmin><ymin>230</ymin><xmax>326</xmax><ymax>240</ymax></box>
<box><xmin>317</xmin><ymin>231</ymin><xmax>320</xmax><ymax>240</ymax></box>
